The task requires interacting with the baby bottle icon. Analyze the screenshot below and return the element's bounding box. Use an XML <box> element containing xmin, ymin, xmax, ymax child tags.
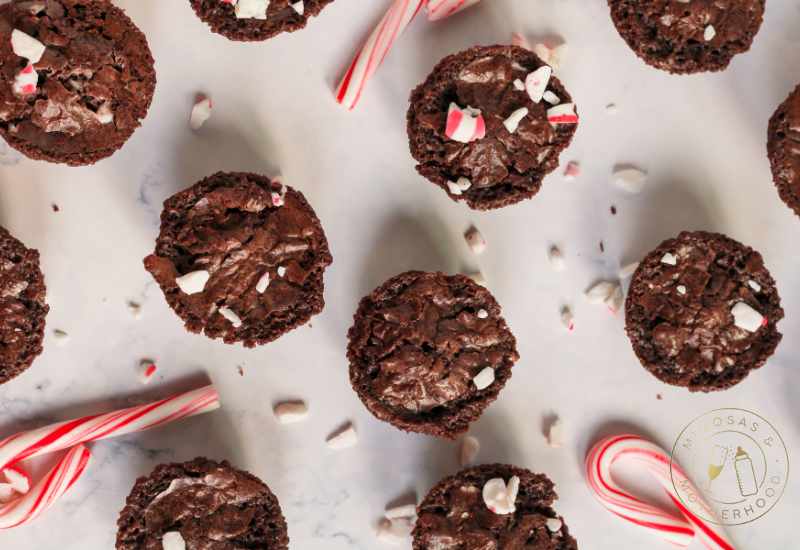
<box><xmin>734</xmin><ymin>446</ymin><xmax>758</xmax><ymax>497</ymax></box>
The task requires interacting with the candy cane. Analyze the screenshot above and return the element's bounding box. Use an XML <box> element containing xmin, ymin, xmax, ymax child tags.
<box><xmin>425</xmin><ymin>0</ymin><xmax>485</xmax><ymax>21</ymax></box>
<box><xmin>586</xmin><ymin>435</ymin><xmax>737</xmax><ymax>550</ymax></box>
<box><xmin>334</xmin><ymin>0</ymin><xmax>425</xmax><ymax>110</ymax></box>
<box><xmin>0</xmin><ymin>385</ymin><xmax>219</xmax><ymax>528</ymax></box>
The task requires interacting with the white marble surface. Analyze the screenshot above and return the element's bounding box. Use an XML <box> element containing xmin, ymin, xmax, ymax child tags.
<box><xmin>1</xmin><ymin>0</ymin><xmax>799</xmax><ymax>548</ymax></box>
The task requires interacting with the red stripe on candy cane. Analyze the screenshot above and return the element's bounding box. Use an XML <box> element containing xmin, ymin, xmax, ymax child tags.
<box><xmin>426</xmin><ymin>0</ymin><xmax>484</xmax><ymax>21</ymax></box>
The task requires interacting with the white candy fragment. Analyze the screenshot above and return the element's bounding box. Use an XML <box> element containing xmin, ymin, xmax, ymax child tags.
<box><xmin>661</xmin><ymin>253</ymin><xmax>677</xmax><ymax>265</ymax></box>
<box><xmin>277</xmin><ymin>266</ymin><xmax>286</xmax><ymax>277</ymax></box>
<box><xmin>547</xmin><ymin>103</ymin><xmax>577</xmax><ymax>123</ymax></box>
<box><xmin>704</xmin><ymin>25</ymin><xmax>716</xmax><ymax>41</ymax></box>
<box><xmin>513</xmin><ymin>79</ymin><xmax>525</xmax><ymax>91</ymax></box>
<box><xmin>605</xmin><ymin>285</ymin><xmax>623</xmax><ymax>314</ymax></box>
<box><xmin>748</xmin><ymin>280</ymin><xmax>761</xmax><ymax>292</ymax></box>
<box><xmin>54</xmin><ymin>330</ymin><xmax>69</xmax><ymax>345</ymax></box>
<box><xmin>731</xmin><ymin>302</ymin><xmax>765</xmax><ymax>332</ymax></box>
<box><xmin>446</xmin><ymin>103</ymin><xmax>486</xmax><ymax>142</ymax></box>
<box><xmin>189</xmin><ymin>98</ymin><xmax>212</xmax><ymax>129</ymax></box>
<box><xmin>176</xmin><ymin>270</ymin><xmax>210</xmax><ymax>294</ymax></box>
<box><xmin>138</xmin><ymin>360</ymin><xmax>157</xmax><ymax>385</ymax></box>
<box><xmin>473</xmin><ymin>367</ymin><xmax>495</xmax><ymax>390</ymax></box>
<box><xmin>94</xmin><ymin>103</ymin><xmax>113</xmax><ymax>124</ymax></box>
<box><xmin>606</xmin><ymin>104</ymin><xmax>618</xmax><ymax>115</ymax></box>
<box><xmin>561</xmin><ymin>310</ymin><xmax>574</xmax><ymax>331</ymax></box>
<box><xmin>483</xmin><ymin>476</ymin><xmax>519</xmax><ymax>515</ymax></box>
<box><xmin>468</xmin><ymin>272</ymin><xmax>487</xmax><ymax>286</ymax></box>
<box><xmin>613</xmin><ymin>168</ymin><xmax>647</xmax><ymax>193</ymax></box>
<box><xmin>542</xmin><ymin>91</ymin><xmax>560</xmax><ymax>105</ymax></box>
<box><xmin>290</xmin><ymin>0</ymin><xmax>304</xmax><ymax>15</ymax></box>
<box><xmin>235</xmin><ymin>0</ymin><xmax>269</xmax><ymax>19</ymax></box>
<box><xmin>477</xmin><ymin>309</ymin><xmax>488</xmax><ymax>319</ymax></box>
<box><xmin>11</xmin><ymin>30</ymin><xmax>45</xmax><ymax>63</ymax></box>
<box><xmin>219</xmin><ymin>306</ymin><xmax>242</xmax><ymax>328</ymax></box>
<box><xmin>586</xmin><ymin>282</ymin><xmax>614</xmax><ymax>303</ymax></box>
<box><xmin>162</xmin><ymin>532</ymin><xmax>187</xmax><ymax>550</ymax></box>
<box><xmin>547</xmin><ymin>418</ymin><xmax>564</xmax><ymax>447</ymax></box>
<box><xmin>327</xmin><ymin>423</ymin><xmax>358</xmax><ymax>448</ymax></box>
<box><xmin>376</xmin><ymin>518</ymin><xmax>414</xmax><ymax>546</ymax></box>
<box><xmin>256</xmin><ymin>272</ymin><xmax>270</xmax><ymax>293</ymax></box>
<box><xmin>0</xmin><ymin>484</ymin><xmax>13</xmax><ymax>504</ymax></box>
<box><xmin>546</xmin><ymin>518</ymin><xmax>563</xmax><ymax>532</ymax></box>
<box><xmin>274</xmin><ymin>402</ymin><xmax>310</xmax><ymax>423</ymax></box>
<box><xmin>534</xmin><ymin>43</ymin><xmax>568</xmax><ymax>69</ymax></box>
<box><xmin>524</xmin><ymin>66</ymin><xmax>551</xmax><ymax>103</ymax></box>
<box><xmin>385</xmin><ymin>504</ymin><xmax>416</xmax><ymax>520</ymax></box>
<box><xmin>677</xmin><ymin>285</ymin><xmax>686</xmax><ymax>295</ymax></box>
<box><xmin>445</xmin><ymin>176</ymin><xmax>472</xmax><ymax>196</ymax></box>
<box><xmin>549</xmin><ymin>247</ymin><xmax>565</xmax><ymax>271</ymax></box>
<box><xmin>465</xmin><ymin>229</ymin><xmax>486</xmax><ymax>254</ymax></box>
<box><xmin>3</xmin><ymin>468</ymin><xmax>30</xmax><ymax>495</ymax></box>
<box><xmin>13</xmin><ymin>63</ymin><xmax>38</xmax><ymax>95</ymax></box>
<box><xmin>503</xmin><ymin>107</ymin><xmax>528</xmax><ymax>133</ymax></box>
<box><xmin>619</xmin><ymin>262</ymin><xmax>639</xmax><ymax>278</ymax></box>
<box><xmin>563</xmin><ymin>161</ymin><xmax>580</xmax><ymax>180</ymax></box>
<box><xmin>461</xmin><ymin>436</ymin><xmax>480</xmax><ymax>466</ymax></box>
<box><xmin>129</xmin><ymin>302</ymin><xmax>142</xmax><ymax>320</ymax></box>
<box><xmin>271</xmin><ymin>192</ymin><xmax>284</xmax><ymax>207</ymax></box>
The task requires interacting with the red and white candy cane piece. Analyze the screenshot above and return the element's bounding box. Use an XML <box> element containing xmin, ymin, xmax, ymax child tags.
<box><xmin>586</xmin><ymin>435</ymin><xmax>737</xmax><ymax>550</ymax></box>
<box><xmin>334</xmin><ymin>0</ymin><xmax>425</xmax><ymax>110</ymax></box>
<box><xmin>446</xmin><ymin>103</ymin><xmax>485</xmax><ymax>142</ymax></box>
<box><xmin>547</xmin><ymin>103</ymin><xmax>578</xmax><ymax>124</ymax></box>
<box><xmin>425</xmin><ymin>0</ymin><xmax>484</xmax><ymax>21</ymax></box>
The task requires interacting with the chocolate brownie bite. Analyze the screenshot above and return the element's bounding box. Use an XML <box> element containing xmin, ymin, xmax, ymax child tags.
<box><xmin>0</xmin><ymin>226</ymin><xmax>48</xmax><ymax>385</ymax></box>
<box><xmin>143</xmin><ymin>172</ymin><xmax>332</xmax><ymax>348</ymax></box>
<box><xmin>607</xmin><ymin>0</ymin><xmax>765</xmax><ymax>74</ymax></box>
<box><xmin>188</xmin><ymin>0</ymin><xmax>334</xmax><ymax>42</ymax></box>
<box><xmin>407</xmin><ymin>45</ymin><xmax>578</xmax><ymax>211</ymax></box>
<box><xmin>413</xmin><ymin>464</ymin><xmax>578</xmax><ymax>550</ymax></box>
<box><xmin>347</xmin><ymin>271</ymin><xmax>519</xmax><ymax>440</ymax></box>
<box><xmin>767</xmin><ymin>84</ymin><xmax>800</xmax><ymax>217</ymax></box>
<box><xmin>116</xmin><ymin>457</ymin><xmax>289</xmax><ymax>550</ymax></box>
<box><xmin>625</xmin><ymin>231</ymin><xmax>783</xmax><ymax>392</ymax></box>
<box><xmin>0</xmin><ymin>0</ymin><xmax>156</xmax><ymax>166</ymax></box>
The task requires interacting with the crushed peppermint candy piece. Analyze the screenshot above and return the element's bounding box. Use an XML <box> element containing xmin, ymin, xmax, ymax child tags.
<box><xmin>461</xmin><ymin>436</ymin><xmax>480</xmax><ymax>466</ymax></box>
<box><xmin>619</xmin><ymin>262</ymin><xmax>639</xmax><ymax>278</ymax></box>
<box><xmin>54</xmin><ymin>330</ymin><xmax>69</xmax><ymax>345</ymax></box>
<box><xmin>11</xmin><ymin>30</ymin><xmax>46</xmax><ymax>63</ymax></box>
<box><xmin>235</xmin><ymin>0</ymin><xmax>269</xmax><ymax>19</ymax></box>
<box><xmin>376</xmin><ymin>518</ymin><xmax>414</xmax><ymax>545</ymax></box>
<box><xmin>524</xmin><ymin>66</ymin><xmax>551</xmax><ymax>103</ymax></box>
<box><xmin>731</xmin><ymin>302</ymin><xmax>765</xmax><ymax>332</ymax></box>
<box><xmin>175</xmin><ymin>270</ymin><xmax>210</xmax><ymax>294</ymax></box>
<box><xmin>549</xmin><ymin>247</ymin><xmax>565</xmax><ymax>271</ymax></box>
<box><xmin>503</xmin><ymin>107</ymin><xmax>528</xmax><ymax>133</ymax></box>
<box><xmin>3</xmin><ymin>466</ymin><xmax>30</xmax><ymax>495</ymax></box>
<box><xmin>547</xmin><ymin>103</ymin><xmax>577</xmax><ymax>123</ymax></box>
<box><xmin>605</xmin><ymin>285</ymin><xmax>623</xmax><ymax>314</ymax></box>
<box><xmin>661</xmin><ymin>252</ymin><xmax>677</xmax><ymax>265</ymax></box>
<box><xmin>290</xmin><ymin>0</ymin><xmax>304</xmax><ymax>15</ymax></box>
<box><xmin>271</xmin><ymin>192</ymin><xmax>284</xmax><ymax>207</ymax></box>
<box><xmin>534</xmin><ymin>43</ymin><xmax>568</xmax><ymax>69</ymax></box>
<box><xmin>477</xmin><ymin>309</ymin><xmax>488</xmax><ymax>319</ymax></box>
<box><xmin>385</xmin><ymin>504</ymin><xmax>416</xmax><ymax>520</ymax></box>
<box><xmin>677</xmin><ymin>285</ymin><xmax>686</xmax><ymax>295</ymax></box>
<box><xmin>13</xmin><ymin>63</ymin><xmax>38</xmax><ymax>95</ymax></box>
<box><xmin>586</xmin><ymin>282</ymin><xmax>614</xmax><ymax>303</ymax></box>
<box><xmin>473</xmin><ymin>367</ymin><xmax>495</xmax><ymax>390</ymax></box>
<box><xmin>546</xmin><ymin>518</ymin><xmax>563</xmax><ymax>532</ymax></box>
<box><xmin>513</xmin><ymin>79</ymin><xmax>525</xmax><ymax>91</ymax></box>
<box><xmin>162</xmin><ymin>531</ymin><xmax>187</xmax><ymax>550</ymax></box>
<box><xmin>129</xmin><ymin>302</ymin><xmax>142</xmax><ymax>320</ymax></box>
<box><xmin>138</xmin><ymin>360</ymin><xmax>157</xmax><ymax>385</ymax></box>
<box><xmin>483</xmin><ymin>476</ymin><xmax>519</xmax><ymax>515</ymax></box>
<box><xmin>465</xmin><ymin>229</ymin><xmax>486</xmax><ymax>254</ymax></box>
<box><xmin>561</xmin><ymin>309</ymin><xmax>574</xmax><ymax>331</ymax></box>
<box><xmin>274</xmin><ymin>402</ymin><xmax>309</xmax><ymax>423</ymax></box>
<box><xmin>563</xmin><ymin>161</ymin><xmax>580</xmax><ymax>180</ymax></box>
<box><xmin>606</xmin><ymin>103</ymin><xmax>618</xmax><ymax>114</ymax></box>
<box><xmin>542</xmin><ymin>91</ymin><xmax>560</xmax><ymax>105</ymax></box>
<box><xmin>511</xmin><ymin>33</ymin><xmax>532</xmax><ymax>50</ymax></box>
<box><xmin>219</xmin><ymin>306</ymin><xmax>242</xmax><ymax>328</ymax></box>
<box><xmin>256</xmin><ymin>272</ymin><xmax>270</xmax><ymax>293</ymax></box>
<box><xmin>327</xmin><ymin>423</ymin><xmax>357</xmax><ymax>448</ymax></box>
<box><xmin>94</xmin><ymin>103</ymin><xmax>113</xmax><ymax>124</ymax></box>
<box><xmin>189</xmin><ymin>98</ymin><xmax>212</xmax><ymax>129</ymax></box>
<box><xmin>547</xmin><ymin>418</ymin><xmax>564</xmax><ymax>447</ymax></box>
<box><xmin>468</xmin><ymin>272</ymin><xmax>487</xmax><ymax>286</ymax></box>
<box><xmin>0</xmin><ymin>484</ymin><xmax>13</xmax><ymax>504</ymax></box>
<box><xmin>277</xmin><ymin>266</ymin><xmax>286</xmax><ymax>277</ymax></box>
<box><xmin>612</xmin><ymin>167</ymin><xmax>647</xmax><ymax>193</ymax></box>
<box><xmin>446</xmin><ymin>176</ymin><xmax>472</xmax><ymax>195</ymax></box>
<box><xmin>748</xmin><ymin>280</ymin><xmax>761</xmax><ymax>292</ymax></box>
<box><xmin>704</xmin><ymin>25</ymin><xmax>716</xmax><ymax>41</ymax></box>
<box><xmin>446</xmin><ymin>103</ymin><xmax>486</xmax><ymax>142</ymax></box>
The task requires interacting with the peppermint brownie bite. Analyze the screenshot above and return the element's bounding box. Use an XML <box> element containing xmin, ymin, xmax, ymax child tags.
<box><xmin>768</xmin><ymin>84</ymin><xmax>800</xmax><ymax>218</ymax></box>
<box><xmin>414</xmin><ymin>464</ymin><xmax>578</xmax><ymax>550</ymax></box>
<box><xmin>347</xmin><ymin>271</ymin><xmax>519</xmax><ymax>440</ymax></box>
<box><xmin>407</xmin><ymin>45</ymin><xmax>578</xmax><ymax>210</ymax></box>
<box><xmin>143</xmin><ymin>172</ymin><xmax>332</xmax><ymax>348</ymax></box>
<box><xmin>0</xmin><ymin>0</ymin><xmax>156</xmax><ymax>166</ymax></box>
<box><xmin>0</xmin><ymin>226</ymin><xmax>48</xmax><ymax>385</ymax></box>
<box><xmin>625</xmin><ymin>231</ymin><xmax>783</xmax><ymax>392</ymax></box>
<box><xmin>189</xmin><ymin>0</ymin><xmax>334</xmax><ymax>41</ymax></box>
<box><xmin>116</xmin><ymin>457</ymin><xmax>289</xmax><ymax>550</ymax></box>
<box><xmin>607</xmin><ymin>0</ymin><xmax>766</xmax><ymax>74</ymax></box>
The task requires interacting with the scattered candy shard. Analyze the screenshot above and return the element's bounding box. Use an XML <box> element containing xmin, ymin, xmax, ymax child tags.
<box><xmin>534</xmin><ymin>43</ymin><xmax>568</xmax><ymax>69</ymax></box>
<box><xmin>503</xmin><ymin>107</ymin><xmax>528</xmax><ymax>133</ymax></box>
<box><xmin>483</xmin><ymin>476</ymin><xmax>519</xmax><ymax>515</ymax></box>
<box><xmin>731</xmin><ymin>302</ymin><xmax>764</xmax><ymax>332</ymax></box>
<box><xmin>677</xmin><ymin>285</ymin><xmax>686</xmax><ymax>295</ymax></box>
<box><xmin>162</xmin><ymin>531</ymin><xmax>187</xmax><ymax>550</ymax></box>
<box><xmin>3</xmin><ymin>466</ymin><xmax>30</xmax><ymax>495</ymax></box>
<box><xmin>547</xmin><ymin>103</ymin><xmax>577</xmax><ymax>123</ymax></box>
<box><xmin>524</xmin><ymin>66</ymin><xmax>551</xmax><ymax>103</ymax></box>
<box><xmin>513</xmin><ymin>79</ymin><xmax>525</xmax><ymax>91</ymax></box>
<box><xmin>546</xmin><ymin>518</ymin><xmax>563</xmax><ymax>532</ymax></box>
<box><xmin>290</xmin><ymin>0</ymin><xmax>304</xmax><ymax>15</ymax></box>
<box><xmin>619</xmin><ymin>262</ymin><xmax>639</xmax><ymax>278</ymax></box>
<box><xmin>219</xmin><ymin>306</ymin><xmax>242</xmax><ymax>328</ymax></box>
<box><xmin>547</xmin><ymin>418</ymin><xmax>563</xmax><ymax>447</ymax></box>
<box><xmin>477</xmin><ymin>309</ymin><xmax>488</xmax><ymax>319</ymax></box>
<box><xmin>189</xmin><ymin>98</ymin><xmax>212</xmax><ymax>130</ymax></box>
<box><xmin>176</xmin><ymin>270</ymin><xmax>210</xmax><ymax>294</ymax></box>
<box><xmin>561</xmin><ymin>309</ymin><xmax>574</xmax><ymax>330</ymax></box>
<box><xmin>385</xmin><ymin>504</ymin><xmax>416</xmax><ymax>520</ymax></box>
<box><xmin>468</xmin><ymin>272</ymin><xmax>487</xmax><ymax>286</ymax></box>
<box><xmin>11</xmin><ymin>30</ymin><xmax>45</xmax><ymax>63</ymax></box>
<box><xmin>256</xmin><ymin>272</ymin><xmax>270</xmax><ymax>293</ymax></box>
<box><xmin>549</xmin><ymin>247</ymin><xmax>565</xmax><ymax>271</ymax></box>
<box><xmin>274</xmin><ymin>402</ymin><xmax>309</xmax><ymax>423</ymax></box>
<box><xmin>129</xmin><ymin>302</ymin><xmax>142</xmax><ymax>320</ymax></box>
<box><xmin>606</xmin><ymin>104</ymin><xmax>618</xmax><ymax>115</ymax></box>
<box><xmin>327</xmin><ymin>423</ymin><xmax>357</xmax><ymax>448</ymax></box>
<box><xmin>461</xmin><ymin>436</ymin><xmax>480</xmax><ymax>466</ymax></box>
<box><xmin>511</xmin><ymin>33</ymin><xmax>532</xmax><ymax>50</ymax></box>
<box><xmin>586</xmin><ymin>282</ymin><xmax>614</xmax><ymax>303</ymax></box>
<box><xmin>542</xmin><ymin>91</ymin><xmax>560</xmax><ymax>105</ymax></box>
<box><xmin>426</xmin><ymin>0</ymin><xmax>485</xmax><ymax>21</ymax></box>
<box><xmin>661</xmin><ymin>253</ymin><xmax>677</xmax><ymax>265</ymax></box>
<box><xmin>446</xmin><ymin>103</ymin><xmax>486</xmax><ymax>142</ymax></box>
<box><xmin>13</xmin><ymin>63</ymin><xmax>37</xmax><ymax>95</ymax></box>
<box><xmin>278</xmin><ymin>266</ymin><xmax>286</xmax><ymax>277</ymax></box>
<box><xmin>54</xmin><ymin>330</ymin><xmax>68</xmax><ymax>345</ymax></box>
<box><xmin>612</xmin><ymin>167</ymin><xmax>647</xmax><ymax>193</ymax></box>
<box><xmin>235</xmin><ymin>0</ymin><xmax>269</xmax><ymax>19</ymax></box>
<box><xmin>445</xmin><ymin>176</ymin><xmax>472</xmax><ymax>195</ymax></box>
<box><xmin>138</xmin><ymin>361</ymin><xmax>157</xmax><ymax>385</ymax></box>
<box><xmin>704</xmin><ymin>25</ymin><xmax>716</xmax><ymax>41</ymax></box>
<box><xmin>465</xmin><ymin>229</ymin><xmax>486</xmax><ymax>254</ymax></box>
<box><xmin>473</xmin><ymin>367</ymin><xmax>495</xmax><ymax>390</ymax></box>
<box><xmin>605</xmin><ymin>285</ymin><xmax>623</xmax><ymax>314</ymax></box>
<box><xmin>376</xmin><ymin>518</ymin><xmax>415</xmax><ymax>545</ymax></box>
<box><xmin>748</xmin><ymin>280</ymin><xmax>761</xmax><ymax>292</ymax></box>
<box><xmin>564</xmin><ymin>161</ymin><xmax>580</xmax><ymax>180</ymax></box>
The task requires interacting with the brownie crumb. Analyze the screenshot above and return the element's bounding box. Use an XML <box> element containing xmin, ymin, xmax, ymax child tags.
<box><xmin>657</xmin><ymin>394</ymin><xmax>662</xmax><ymax>400</ymax></box>
<box><xmin>52</xmin><ymin>205</ymin><xmax>59</xmax><ymax>212</ymax></box>
<box><xmin>600</xmin><ymin>241</ymin><xmax>604</xmax><ymax>252</ymax></box>
<box><xmin>611</xmin><ymin>205</ymin><xmax>616</xmax><ymax>215</ymax></box>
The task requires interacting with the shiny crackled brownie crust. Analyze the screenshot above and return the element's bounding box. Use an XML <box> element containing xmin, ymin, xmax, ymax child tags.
<box><xmin>144</xmin><ymin>172</ymin><xmax>332</xmax><ymax>348</ymax></box>
<box><xmin>116</xmin><ymin>457</ymin><xmax>289</xmax><ymax>550</ymax></box>
<box><xmin>413</xmin><ymin>464</ymin><xmax>578</xmax><ymax>550</ymax></box>
<box><xmin>608</xmin><ymin>0</ymin><xmax>765</xmax><ymax>74</ymax></box>
<box><xmin>625</xmin><ymin>231</ymin><xmax>783</xmax><ymax>392</ymax></box>
<box><xmin>0</xmin><ymin>0</ymin><xmax>156</xmax><ymax>166</ymax></box>
<box><xmin>768</xmin><ymin>83</ymin><xmax>800</xmax><ymax>218</ymax></box>
<box><xmin>0</xmin><ymin>226</ymin><xmax>48</xmax><ymax>385</ymax></box>
<box><xmin>188</xmin><ymin>0</ymin><xmax>335</xmax><ymax>42</ymax></box>
<box><xmin>347</xmin><ymin>271</ymin><xmax>519</xmax><ymax>440</ymax></box>
<box><xmin>407</xmin><ymin>45</ymin><xmax>578</xmax><ymax>211</ymax></box>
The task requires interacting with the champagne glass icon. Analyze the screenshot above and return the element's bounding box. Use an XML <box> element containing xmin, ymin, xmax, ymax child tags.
<box><xmin>705</xmin><ymin>445</ymin><xmax>729</xmax><ymax>492</ymax></box>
